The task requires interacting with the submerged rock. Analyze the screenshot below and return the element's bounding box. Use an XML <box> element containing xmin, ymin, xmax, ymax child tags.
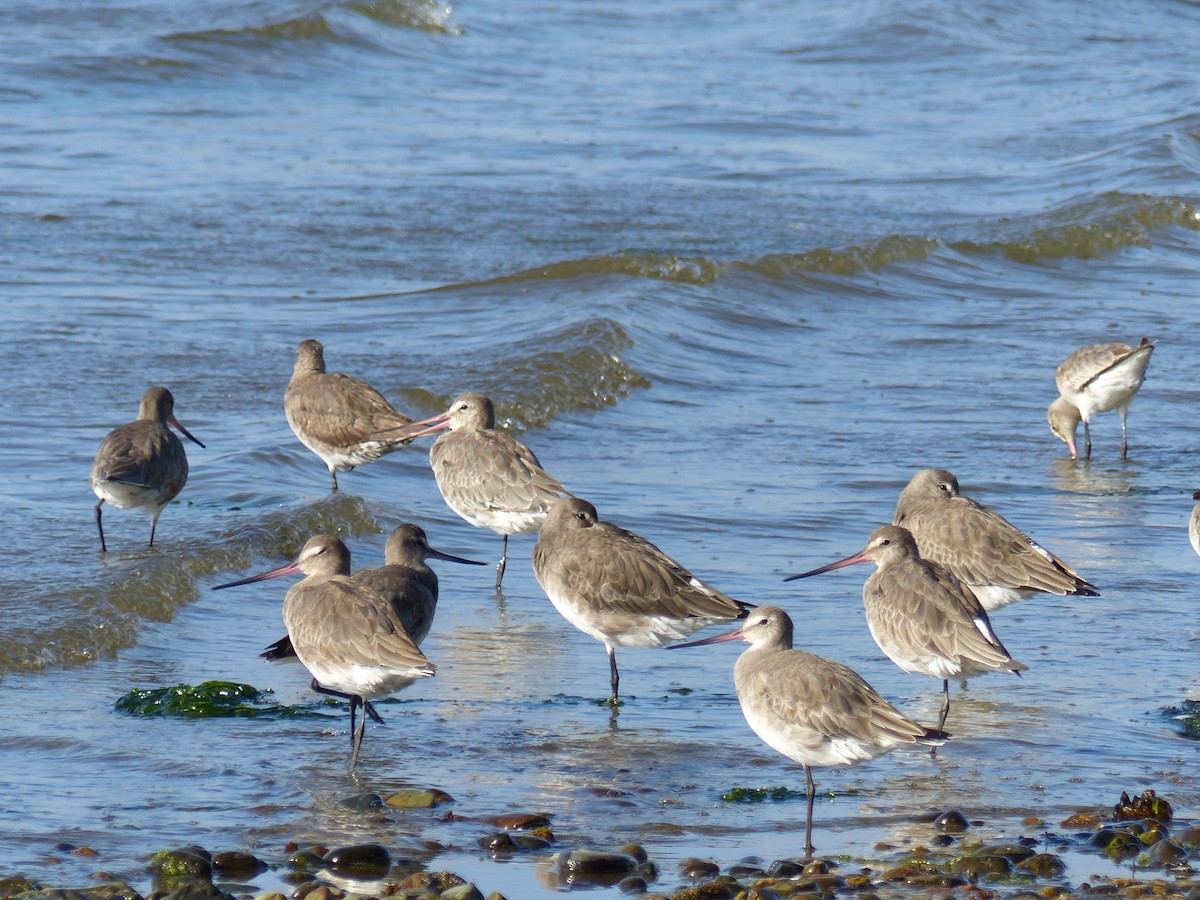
<box><xmin>149</xmin><ymin>848</ymin><xmax>212</xmax><ymax>880</ymax></box>
<box><xmin>385</xmin><ymin>789</ymin><xmax>454</xmax><ymax>809</ymax></box>
<box><xmin>322</xmin><ymin>843</ymin><xmax>391</xmax><ymax>876</ymax></box>
<box><xmin>556</xmin><ymin>849</ymin><xmax>641</xmax><ymax>886</ymax></box>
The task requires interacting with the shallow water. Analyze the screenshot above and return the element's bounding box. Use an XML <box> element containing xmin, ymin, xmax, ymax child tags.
<box><xmin>2</xmin><ymin>0</ymin><xmax>1200</xmax><ymax>895</ymax></box>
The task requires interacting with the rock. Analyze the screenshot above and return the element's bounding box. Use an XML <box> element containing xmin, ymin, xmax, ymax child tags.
<box><xmin>946</xmin><ymin>855</ymin><xmax>1012</xmax><ymax>877</ymax></box>
<box><xmin>322</xmin><ymin>843</ymin><xmax>391</xmax><ymax>876</ymax></box>
<box><xmin>149</xmin><ymin>881</ymin><xmax>234</xmax><ymax>900</ymax></box>
<box><xmin>210</xmin><ymin>852</ymin><xmax>266</xmax><ymax>879</ymax></box>
<box><xmin>977</xmin><ymin>843</ymin><xmax>1036</xmax><ymax>863</ymax></box>
<box><xmin>149</xmin><ymin>849</ymin><xmax>213</xmax><ymax>880</ymax></box>
<box><xmin>299</xmin><ymin>887</ymin><xmax>344</xmax><ymax>900</ymax></box>
<box><xmin>679</xmin><ymin>858</ymin><xmax>720</xmax><ymax>879</ymax></box>
<box><xmin>477</xmin><ymin>813</ymin><xmax>549</xmax><ymax>829</ymax></box>
<box><xmin>478</xmin><ymin>833</ymin><xmax>518</xmax><ymax>853</ymax></box>
<box><xmin>617</xmin><ymin>876</ymin><xmax>648</xmax><ymax>894</ymax></box>
<box><xmin>512</xmin><ymin>835</ymin><xmax>552</xmax><ymax>851</ymax></box>
<box><xmin>397</xmin><ymin>872</ymin><xmax>467</xmax><ymax>892</ymax></box>
<box><xmin>252</xmin><ymin>894</ymin><xmax>286</xmax><ymax>900</ymax></box>
<box><xmin>767</xmin><ymin>860</ymin><xmax>802</xmax><ymax>878</ymax></box>
<box><xmin>665</xmin><ymin>882</ymin><xmax>737</xmax><ymax>899</ymax></box>
<box><xmin>0</xmin><ymin>876</ymin><xmax>40</xmax><ymax>897</ymax></box>
<box><xmin>339</xmin><ymin>792</ymin><xmax>384</xmax><ymax>811</ymax></box>
<box><xmin>1062</xmin><ymin>812</ymin><xmax>1100</xmax><ymax>828</ymax></box>
<box><xmin>1149</xmin><ymin>840</ymin><xmax>1187</xmax><ymax>863</ymax></box>
<box><xmin>1175</xmin><ymin>826</ymin><xmax>1200</xmax><ymax>849</ymax></box>
<box><xmin>438</xmin><ymin>885</ymin><xmax>484</xmax><ymax>900</ymax></box>
<box><xmin>556</xmin><ymin>849</ymin><xmax>641</xmax><ymax>886</ymax></box>
<box><xmin>617</xmin><ymin>844</ymin><xmax>649</xmax><ymax>864</ymax></box>
<box><xmin>385</xmin><ymin>789</ymin><xmax>454</xmax><ymax>809</ymax></box>
<box><xmin>1017</xmin><ymin>854</ymin><xmax>1067</xmax><ymax>877</ymax></box>
<box><xmin>933</xmin><ymin>810</ymin><xmax>970</xmax><ymax>833</ymax></box>
<box><xmin>1113</xmin><ymin>790</ymin><xmax>1172</xmax><ymax>823</ymax></box>
<box><xmin>286</xmin><ymin>849</ymin><xmax>327</xmax><ymax>872</ymax></box>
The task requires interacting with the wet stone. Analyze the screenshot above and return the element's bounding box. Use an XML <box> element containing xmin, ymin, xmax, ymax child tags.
<box><xmin>478</xmin><ymin>812</ymin><xmax>549</xmax><ymax>829</ymax></box>
<box><xmin>339</xmin><ymin>792</ymin><xmax>384</xmax><ymax>812</ymax></box>
<box><xmin>618</xmin><ymin>876</ymin><xmax>648</xmax><ymax>894</ymax></box>
<box><xmin>210</xmin><ymin>852</ymin><xmax>266</xmax><ymax>879</ymax></box>
<box><xmin>251</xmin><ymin>894</ymin><xmax>286</xmax><ymax>900</ymax></box>
<box><xmin>438</xmin><ymin>885</ymin><xmax>484</xmax><ymax>900</ymax></box>
<box><xmin>385</xmin><ymin>789</ymin><xmax>454</xmax><ymax>809</ymax></box>
<box><xmin>397</xmin><ymin>872</ymin><xmax>467</xmax><ymax>892</ymax></box>
<box><xmin>978</xmin><ymin>843</ymin><xmax>1037</xmax><ymax>863</ymax></box>
<box><xmin>323</xmin><ymin>843</ymin><xmax>391</xmax><ymax>876</ymax></box>
<box><xmin>150</xmin><ymin>849</ymin><xmax>213</xmax><ymax>881</ymax></box>
<box><xmin>300</xmin><ymin>887</ymin><xmax>343</xmax><ymax>900</ymax></box>
<box><xmin>1062</xmin><ymin>813</ymin><xmax>1100</xmax><ymax>828</ymax></box>
<box><xmin>680</xmin><ymin>858</ymin><xmax>721</xmax><ymax>879</ymax></box>
<box><xmin>557</xmin><ymin>849</ymin><xmax>641</xmax><ymax>885</ymax></box>
<box><xmin>666</xmin><ymin>882</ymin><xmax>737</xmax><ymax>899</ymax></box>
<box><xmin>768</xmin><ymin>860</ymin><xmax>803</xmax><ymax>878</ymax></box>
<box><xmin>618</xmin><ymin>844</ymin><xmax>649</xmax><ymax>864</ymax></box>
<box><xmin>946</xmin><ymin>855</ymin><xmax>1012</xmax><ymax>877</ymax></box>
<box><xmin>1177</xmin><ymin>826</ymin><xmax>1200</xmax><ymax>849</ymax></box>
<box><xmin>933</xmin><ymin>811</ymin><xmax>970</xmax><ymax>834</ymax></box>
<box><xmin>1149</xmin><ymin>840</ymin><xmax>1187</xmax><ymax>863</ymax></box>
<box><xmin>512</xmin><ymin>835</ymin><xmax>552</xmax><ymax>851</ymax></box>
<box><xmin>1017</xmin><ymin>854</ymin><xmax>1067</xmax><ymax>878</ymax></box>
<box><xmin>148</xmin><ymin>881</ymin><xmax>233</xmax><ymax>900</ymax></box>
<box><xmin>1113</xmin><ymin>790</ymin><xmax>1172</xmax><ymax>823</ymax></box>
<box><xmin>0</xmin><ymin>876</ymin><xmax>41</xmax><ymax>896</ymax></box>
<box><xmin>286</xmin><ymin>849</ymin><xmax>327</xmax><ymax>872</ymax></box>
<box><xmin>477</xmin><ymin>833</ymin><xmax>517</xmax><ymax>853</ymax></box>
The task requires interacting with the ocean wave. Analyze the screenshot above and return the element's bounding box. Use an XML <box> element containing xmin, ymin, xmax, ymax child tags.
<box><xmin>402</xmin><ymin>317</ymin><xmax>651</xmax><ymax>431</ymax></box>
<box><xmin>454</xmin><ymin>192</ymin><xmax>1199</xmax><ymax>288</ymax></box>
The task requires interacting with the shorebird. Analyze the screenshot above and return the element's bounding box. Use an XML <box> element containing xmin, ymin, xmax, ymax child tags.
<box><xmin>670</xmin><ymin>606</ymin><xmax>945</xmax><ymax>859</ymax></box>
<box><xmin>90</xmin><ymin>386</ymin><xmax>205</xmax><ymax>553</ymax></box>
<box><xmin>400</xmin><ymin>392</ymin><xmax>569</xmax><ymax>592</ymax></box>
<box><xmin>1190</xmin><ymin>492</ymin><xmax>1200</xmax><ymax>558</ymax></box>
<box><xmin>893</xmin><ymin>468</ymin><xmax>1097</xmax><ymax>610</ymax></box>
<box><xmin>786</xmin><ymin>525</ymin><xmax>1026</xmax><ymax>732</ymax></box>
<box><xmin>260</xmin><ymin>523</ymin><xmax>485</xmax><ymax>661</ymax></box>
<box><xmin>1048</xmin><ymin>338</ymin><xmax>1155</xmax><ymax>460</ymax></box>
<box><xmin>213</xmin><ymin>535</ymin><xmax>435</xmax><ymax>772</ymax></box>
<box><xmin>284</xmin><ymin>339</ymin><xmax>417</xmax><ymax>493</ymax></box>
<box><xmin>532</xmin><ymin>497</ymin><xmax>751</xmax><ymax>705</ymax></box>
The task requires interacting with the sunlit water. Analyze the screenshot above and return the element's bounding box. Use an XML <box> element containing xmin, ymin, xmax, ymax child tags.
<box><xmin>3</xmin><ymin>0</ymin><xmax>1200</xmax><ymax>896</ymax></box>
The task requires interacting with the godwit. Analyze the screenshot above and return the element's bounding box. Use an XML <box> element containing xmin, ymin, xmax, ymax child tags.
<box><xmin>90</xmin><ymin>386</ymin><xmax>205</xmax><ymax>553</ymax></box>
<box><xmin>260</xmin><ymin>523</ymin><xmax>485</xmax><ymax>661</ymax></box>
<box><xmin>213</xmin><ymin>535</ymin><xmax>435</xmax><ymax>772</ymax></box>
<box><xmin>284</xmin><ymin>339</ymin><xmax>416</xmax><ymax>493</ymax></box>
<box><xmin>893</xmin><ymin>468</ymin><xmax>1097</xmax><ymax>610</ymax></box>
<box><xmin>1048</xmin><ymin>338</ymin><xmax>1155</xmax><ymax>460</ymax></box>
<box><xmin>670</xmin><ymin>606</ymin><xmax>945</xmax><ymax>859</ymax></box>
<box><xmin>401</xmin><ymin>392</ymin><xmax>569</xmax><ymax>592</ymax></box>
<box><xmin>532</xmin><ymin>497</ymin><xmax>750</xmax><ymax>705</ymax></box>
<box><xmin>786</xmin><ymin>525</ymin><xmax>1026</xmax><ymax>732</ymax></box>
<box><xmin>1190</xmin><ymin>491</ymin><xmax>1200</xmax><ymax>558</ymax></box>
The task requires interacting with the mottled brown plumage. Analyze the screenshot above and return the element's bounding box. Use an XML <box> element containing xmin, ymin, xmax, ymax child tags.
<box><xmin>893</xmin><ymin>468</ymin><xmax>1097</xmax><ymax>610</ymax></box>
<box><xmin>284</xmin><ymin>339</ymin><xmax>416</xmax><ymax>492</ymax></box>
<box><xmin>405</xmin><ymin>392</ymin><xmax>569</xmax><ymax>591</ymax></box>
<box><xmin>1048</xmin><ymin>338</ymin><xmax>1154</xmax><ymax>459</ymax></box>
<box><xmin>90</xmin><ymin>386</ymin><xmax>205</xmax><ymax>552</ymax></box>
<box><xmin>533</xmin><ymin>497</ymin><xmax>750</xmax><ymax>703</ymax></box>
<box><xmin>671</xmin><ymin>606</ymin><xmax>944</xmax><ymax>859</ymax></box>
<box><xmin>260</xmin><ymin>523</ymin><xmax>484</xmax><ymax>661</ymax></box>
<box><xmin>787</xmin><ymin>525</ymin><xmax>1025</xmax><ymax>732</ymax></box>
<box><xmin>213</xmin><ymin>534</ymin><xmax>434</xmax><ymax>772</ymax></box>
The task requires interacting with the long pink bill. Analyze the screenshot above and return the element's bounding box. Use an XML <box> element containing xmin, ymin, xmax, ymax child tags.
<box><xmin>211</xmin><ymin>559</ymin><xmax>303</xmax><ymax>590</ymax></box>
<box><xmin>668</xmin><ymin>624</ymin><xmax>746</xmax><ymax>650</ymax></box>
<box><xmin>170</xmin><ymin>416</ymin><xmax>206</xmax><ymax>449</ymax></box>
<box><xmin>783</xmin><ymin>548</ymin><xmax>870</xmax><ymax>582</ymax></box>
<box><xmin>372</xmin><ymin>412</ymin><xmax>451</xmax><ymax>441</ymax></box>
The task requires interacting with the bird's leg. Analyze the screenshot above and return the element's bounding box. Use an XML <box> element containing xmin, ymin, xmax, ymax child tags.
<box><xmin>95</xmin><ymin>500</ymin><xmax>108</xmax><ymax>553</ymax></box>
<box><xmin>932</xmin><ymin>679</ymin><xmax>950</xmax><ymax>757</ymax></box>
<box><xmin>330</xmin><ymin>468</ymin><xmax>340</xmax><ymax>494</ymax></box>
<box><xmin>349</xmin><ymin>696</ymin><xmax>367</xmax><ymax>773</ymax></box>
<box><xmin>608</xmin><ymin>645</ymin><xmax>620</xmax><ymax>707</ymax></box>
<box><xmin>364</xmin><ymin>700</ymin><xmax>384</xmax><ymax>724</ymax></box>
<box><xmin>1119</xmin><ymin>407</ymin><xmax>1129</xmax><ymax>460</ymax></box>
<box><xmin>803</xmin><ymin>765</ymin><xmax>816</xmax><ymax>861</ymax></box>
<box><xmin>148</xmin><ymin>511</ymin><xmax>160</xmax><ymax>549</ymax></box>
<box><xmin>495</xmin><ymin>534</ymin><xmax>508</xmax><ymax>592</ymax></box>
<box><xmin>1083</xmin><ymin>419</ymin><xmax>1092</xmax><ymax>459</ymax></box>
<box><xmin>310</xmin><ymin>678</ymin><xmax>384</xmax><ymax>724</ymax></box>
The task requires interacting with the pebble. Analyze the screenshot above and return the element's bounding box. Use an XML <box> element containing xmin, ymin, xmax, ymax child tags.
<box><xmin>385</xmin><ymin>789</ymin><xmax>454</xmax><ymax>809</ymax></box>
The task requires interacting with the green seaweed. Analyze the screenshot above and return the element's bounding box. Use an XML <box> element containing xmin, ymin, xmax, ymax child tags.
<box><xmin>721</xmin><ymin>785</ymin><xmax>810</xmax><ymax>803</ymax></box>
<box><xmin>114</xmin><ymin>680</ymin><xmax>299</xmax><ymax>718</ymax></box>
<box><xmin>1163</xmin><ymin>700</ymin><xmax>1200</xmax><ymax>740</ymax></box>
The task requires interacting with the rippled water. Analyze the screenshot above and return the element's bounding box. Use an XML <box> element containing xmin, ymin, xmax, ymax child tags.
<box><xmin>3</xmin><ymin>0</ymin><xmax>1200</xmax><ymax>895</ymax></box>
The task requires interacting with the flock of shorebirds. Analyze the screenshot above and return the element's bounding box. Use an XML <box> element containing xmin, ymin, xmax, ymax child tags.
<box><xmin>88</xmin><ymin>336</ymin><xmax>1158</xmax><ymax>857</ymax></box>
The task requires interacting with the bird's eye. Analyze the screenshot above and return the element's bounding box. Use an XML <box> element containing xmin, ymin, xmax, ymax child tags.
<box><xmin>880</xmin><ymin>539</ymin><xmax>891</xmax><ymax>546</ymax></box>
